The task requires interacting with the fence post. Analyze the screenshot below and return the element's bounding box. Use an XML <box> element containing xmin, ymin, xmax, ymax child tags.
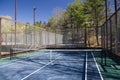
<box><xmin>114</xmin><ymin>0</ymin><xmax>118</xmax><ymax>54</ymax></box>
<box><xmin>0</xmin><ymin>18</ymin><xmax>2</xmax><ymax>58</ymax></box>
<box><xmin>110</xmin><ymin>19</ymin><xmax>112</xmax><ymax>51</ymax></box>
<box><xmin>105</xmin><ymin>0</ymin><xmax>108</xmax><ymax>49</ymax></box>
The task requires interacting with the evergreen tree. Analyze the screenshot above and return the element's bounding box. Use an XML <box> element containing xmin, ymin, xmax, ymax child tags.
<box><xmin>84</xmin><ymin>0</ymin><xmax>105</xmax><ymax>46</ymax></box>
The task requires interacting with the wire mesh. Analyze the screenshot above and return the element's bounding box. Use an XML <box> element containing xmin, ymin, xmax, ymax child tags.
<box><xmin>101</xmin><ymin>7</ymin><xmax>120</xmax><ymax>55</ymax></box>
<box><xmin>0</xmin><ymin>17</ymin><xmax>103</xmax><ymax>58</ymax></box>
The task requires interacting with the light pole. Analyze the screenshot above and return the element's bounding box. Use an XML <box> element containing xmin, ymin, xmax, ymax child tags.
<box><xmin>33</xmin><ymin>7</ymin><xmax>36</xmax><ymax>46</ymax></box>
<box><xmin>15</xmin><ymin>0</ymin><xmax>17</xmax><ymax>46</ymax></box>
<box><xmin>33</xmin><ymin>7</ymin><xmax>36</xmax><ymax>25</ymax></box>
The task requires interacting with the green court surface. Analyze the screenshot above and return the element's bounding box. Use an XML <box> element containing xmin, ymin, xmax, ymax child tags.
<box><xmin>0</xmin><ymin>50</ymin><xmax>46</xmax><ymax>64</ymax></box>
<box><xmin>94</xmin><ymin>52</ymin><xmax>120</xmax><ymax>80</ymax></box>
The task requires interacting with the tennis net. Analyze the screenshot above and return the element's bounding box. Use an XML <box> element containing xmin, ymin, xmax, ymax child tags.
<box><xmin>10</xmin><ymin>49</ymin><xmax>102</xmax><ymax>63</ymax></box>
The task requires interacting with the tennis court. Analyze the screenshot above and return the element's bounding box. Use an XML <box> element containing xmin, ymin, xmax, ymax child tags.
<box><xmin>1</xmin><ymin>0</ymin><xmax>120</xmax><ymax>80</ymax></box>
<box><xmin>0</xmin><ymin>49</ymin><xmax>103</xmax><ymax>80</ymax></box>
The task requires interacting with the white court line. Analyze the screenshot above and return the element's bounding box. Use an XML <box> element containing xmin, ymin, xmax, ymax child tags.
<box><xmin>91</xmin><ymin>52</ymin><xmax>104</xmax><ymax>80</ymax></box>
<box><xmin>21</xmin><ymin>55</ymin><xmax>61</xmax><ymax>80</ymax></box>
<box><xmin>85</xmin><ymin>51</ymin><xmax>87</xmax><ymax>80</ymax></box>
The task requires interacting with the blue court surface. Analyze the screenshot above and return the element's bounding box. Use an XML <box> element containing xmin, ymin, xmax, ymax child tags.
<box><xmin>0</xmin><ymin>49</ymin><xmax>103</xmax><ymax>80</ymax></box>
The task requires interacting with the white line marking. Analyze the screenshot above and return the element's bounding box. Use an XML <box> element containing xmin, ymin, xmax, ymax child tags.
<box><xmin>91</xmin><ymin>52</ymin><xmax>104</xmax><ymax>80</ymax></box>
<box><xmin>85</xmin><ymin>51</ymin><xmax>87</xmax><ymax>80</ymax></box>
<box><xmin>21</xmin><ymin>56</ymin><xmax>61</xmax><ymax>80</ymax></box>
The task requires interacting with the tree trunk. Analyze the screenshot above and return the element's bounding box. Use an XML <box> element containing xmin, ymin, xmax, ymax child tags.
<box><xmin>95</xmin><ymin>26</ymin><xmax>99</xmax><ymax>46</ymax></box>
<box><xmin>95</xmin><ymin>8</ymin><xmax>99</xmax><ymax>46</ymax></box>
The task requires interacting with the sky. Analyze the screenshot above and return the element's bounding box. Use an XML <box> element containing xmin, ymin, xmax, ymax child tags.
<box><xmin>0</xmin><ymin>0</ymin><xmax>74</xmax><ymax>24</ymax></box>
<box><xmin>0</xmin><ymin>0</ymin><xmax>118</xmax><ymax>24</ymax></box>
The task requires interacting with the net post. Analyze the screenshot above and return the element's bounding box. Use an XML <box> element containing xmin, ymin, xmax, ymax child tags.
<box><xmin>101</xmin><ymin>49</ymin><xmax>107</xmax><ymax>66</ymax></box>
<box><xmin>49</xmin><ymin>50</ymin><xmax>52</xmax><ymax>62</ymax></box>
<box><xmin>104</xmin><ymin>49</ymin><xmax>107</xmax><ymax>66</ymax></box>
<box><xmin>101</xmin><ymin>49</ymin><xmax>104</xmax><ymax>64</ymax></box>
<box><xmin>10</xmin><ymin>48</ymin><xmax>13</xmax><ymax>60</ymax></box>
<box><xmin>105</xmin><ymin>49</ymin><xmax>107</xmax><ymax>66</ymax></box>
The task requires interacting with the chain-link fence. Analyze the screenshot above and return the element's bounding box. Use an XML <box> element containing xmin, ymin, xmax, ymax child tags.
<box><xmin>0</xmin><ymin>17</ymin><xmax>102</xmax><ymax>57</ymax></box>
<box><xmin>101</xmin><ymin>7</ymin><xmax>120</xmax><ymax>55</ymax></box>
